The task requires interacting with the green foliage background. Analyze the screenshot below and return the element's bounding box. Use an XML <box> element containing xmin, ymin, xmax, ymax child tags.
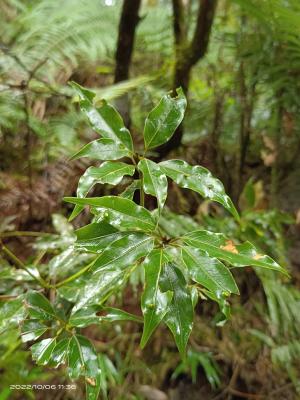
<box><xmin>0</xmin><ymin>0</ymin><xmax>300</xmax><ymax>399</ymax></box>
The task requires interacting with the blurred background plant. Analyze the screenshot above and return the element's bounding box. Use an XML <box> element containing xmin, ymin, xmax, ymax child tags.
<box><xmin>0</xmin><ymin>0</ymin><xmax>300</xmax><ymax>399</ymax></box>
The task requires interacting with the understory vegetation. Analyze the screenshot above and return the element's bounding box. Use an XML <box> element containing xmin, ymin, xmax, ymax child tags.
<box><xmin>0</xmin><ymin>1</ymin><xmax>300</xmax><ymax>399</ymax></box>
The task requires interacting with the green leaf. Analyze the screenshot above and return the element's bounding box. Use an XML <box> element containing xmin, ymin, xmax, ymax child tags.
<box><xmin>0</xmin><ymin>297</ymin><xmax>25</xmax><ymax>333</ymax></box>
<box><xmin>182</xmin><ymin>230</ymin><xmax>287</xmax><ymax>274</ymax></box>
<box><xmin>138</xmin><ymin>159</ymin><xmax>168</xmax><ymax>210</ymax></box>
<box><xmin>25</xmin><ymin>292</ymin><xmax>57</xmax><ymax>321</ymax></box>
<box><xmin>49</xmin><ymin>248</ymin><xmax>91</xmax><ymax>278</ymax></box>
<box><xmin>140</xmin><ymin>249</ymin><xmax>172</xmax><ymax>348</ymax></box>
<box><xmin>71</xmin><ymin>82</ymin><xmax>133</xmax><ymax>152</ymax></box>
<box><xmin>159</xmin><ymin>160</ymin><xmax>239</xmax><ymax>220</ymax></box>
<box><xmin>86</xmin><ymin>370</ymin><xmax>101</xmax><ymax>400</ymax></box>
<box><xmin>98</xmin><ymin>307</ymin><xmax>142</xmax><ymax>323</ymax></box>
<box><xmin>69</xmin><ymin>305</ymin><xmax>142</xmax><ymax>328</ymax></box>
<box><xmin>71</xmin><ymin>138</ymin><xmax>130</xmax><ymax>161</ymax></box>
<box><xmin>65</xmin><ymin>196</ymin><xmax>156</xmax><ymax>232</ymax></box>
<box><xmin>69</xmin><ymin>162</ymin><xmax>135</xmax><ymax>221</ymax></box>
<box><xmin>67</xmin><ymin>334</ymin><xmax>100</xmax><ymax>381</ymax></box>
<box><xmin>57</xmin><ymin>274</ymin><xmax>88</xmax><ymax>303</ymax></box>
<box><xmin>143</xmin><ymin>88</ymin><xmax>186</xmax><ymax>150</ymax></box>
<box><xmin>21</xmin><ymin>320</ymin><xmax>48</xmax><ymax>342</ymax></box>
<box><xmin>77</xmin><ymin>163</ymin><xmax>136</xmax><ymax>195</ymax></box>
<box><xmin>91</xmin><ymin>232</ymin><xmax>153</xmax><ymax>272</ymax></box>
<box><xmin>159</xmin><ymin>263</ymin><xmax>194</xmax><ymax>357</ymax></box>
<box><xmin>49</xmin><ymin>338</ymin><xmax>69</xmax><ymax>368</ymax></box>
<box><xmin>76</xmin><ymin>222</ymin><xmax>117</xmax><ymax>241</ymax></box>
<box><xmin>31</xmin><ymin>338</ymin><xmax>56</xmax><ymax>365</ymax></box>
<box><xmin>75</xmin><ymin>222</ymin><xmax>119</xmax><ymax>253</ymax></box>
<box><xmin>72</xmin><ymin>233</ymin><xmax>154</xmax><ymax>310</ymax></box>
<box><xmin>120</xmin><ymin>180</ymin><xmax>141</xmax><ymax>200</ymax></box>
<box><xmin>97</xmin><ymin>354</ymin><xmax>120</xmax><ymax>400</ymax></box>
<box><xmin>203</xmin><ymin>289</ymin><xmax>231</xmax><ymax>324</ymax></box>
<box><xmin>72</xmin><ymin>267</ymin><xmax>125</xmax><ymax>310</ymax></box>
<box><xmin>181</xmin><ymin>247</ymin><xmax>239</xmax><ymax>295</ymax></box>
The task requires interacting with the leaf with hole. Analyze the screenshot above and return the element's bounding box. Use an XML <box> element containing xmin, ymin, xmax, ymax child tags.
<box><xmin>69</xmin><ymin>305</ymin><xmax>142</xmax><ymax>328</ymax></box>
<box><xmin>143</xmin><ymin>88</ymin><xmax>186</xmax><ymax>150</ymax></box>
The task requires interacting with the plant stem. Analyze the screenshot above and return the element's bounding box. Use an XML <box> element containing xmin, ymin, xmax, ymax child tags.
<box><xmin>54</xmin><ymin>260</ymin><xmax>95</xmax><ymax>288</ymax></box>
<box><xmin>139</xmin><ymin>170</ymin><xmax>145</xmax><ymax>207</ymax></box>
<box><xmin>0</xmin><ymin>231</ymin><xmax>53</xmax><ymax>238</ymax></box>
<box><xmin>0</xmin><ymin>240</ymin><xmax>49</xmax><ymax>288</ymax></box>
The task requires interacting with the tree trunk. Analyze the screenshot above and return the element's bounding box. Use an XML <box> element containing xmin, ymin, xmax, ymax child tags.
<box><xmin>157</xmin><ymin>0</ymin><xmax>217</xmax><ymax>158</ymax></box>
<box><xmin>114</xmin><ymin>0</ymin><xmax>141</xmax><ymax>127</ymax></box>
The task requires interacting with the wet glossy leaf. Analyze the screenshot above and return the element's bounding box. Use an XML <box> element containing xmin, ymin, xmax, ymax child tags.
<box><xmin>144</xmin><ymin>88</ymin><xmax>186</xmax><ymax>150</ymax></box>
<box><xmin>71</xmin><ymin>138</ymin><xmax>130</xmax><ymax>161</ymax></box>
<box><xmin>21</xmin><ymin>320</ymin><xmax>48</xmax><ymax>342</ymax></box>
<box><xmin>69</xmin><ymin>162</ymin><xmax>135</xmax><ymax>221</ymax></box>
<box><xmin>67</xmin><ymin>334</ymin><xmax>100</xmax><ymax>381</ymax></box>
<box><xmin>159</xmin><ymin>263</ymin><xmax>194</xmax><ymax>357</ymax></box>
<box><xmin>182</xmin><ymin>230</ymin><xmax>287</xmax><ymax>274</ymax></box>
<box><xmin>72</xmin><ymin>267</ymin><xmax>125</xmax><ymax>310</ymax></box>
<box><xmin>75</xmin><ymin>222</ymin><xmax>119</xmax><ymax>253</ymax></box>
<box><xmin>65</xmin><ymin>196</ymin><xmax>156</xmax><ymax>232</ymax></box>
<box><xmin>69</xmin><ymin>305</ymin><xmax>142</xmax><ymax>328</ymax></box>
<box><xmin>0</xmin><ymin>297</ymin><xmax>25</xmax><ymax>333</ymax></box>
<box><xmin>98</xmin><ymin>307</ymin><xmax>142</xmax><ymax>323</ymax></box>
<box><xmin>138</xmin><ymin>159</ymin><xmax>168</xmax><ymax>210</ymax></box>
<box><xmin>57</xmin><ymin>273</ymin><xmax>88</xmax><ymax>303</ymax></box>
<box><xmin>31</xmin><ymin>338</ymin><xmax>56</xmax><ymax>365</ymax></box>
<box><xmin>182</xmin><ymin>247</ymin><xmax>239</xmax><ymax>295</ymax></box>
<box><xmin>72</xmin><ymin>234</ymin><xmax>154</xmax><ymax>310</ymax></box>
<box><xmin>141</xmin><ymin>249</ymin><xmax>172</xmax><ymax>348</ymax></box>
<box><xmin>25</xmin><ymin>292</ymin><xmax>57</xmax><ymax>321</ymax></box>
<box><xmin>49</xmin><ymin>338</ymin><xmax>69</xmax><ymax>368</ymax></box>
<box><xmin>77</xmin><ymin>162</ymin><xmax>135</xmax><ymax>196</ymax></box>
<box><xmin>71</xmin><ymin>82</ymin><xmax>133</xmax><ymax>152</ymax></box>
<box><xmin>76</xmin><ymin>222</ymin><xmax>117</xmax><ymax>241</ymax></box>
<box><xmin>203</xmin><ymin>289</ymin><xmax>231</xmax><ymax>324</ymax></box>
<box><xmin>49</xmin><ymin>248</ymin><xmax>92</xmax><ymax>278</ymax></box>
<box><xmin>120</xmin><ymin>180</ymin><xmax>141</xmax><ymax>200</ymax></box>
<box><xmin>159</xmin><ymin>160</ymin><xmax>239</xmax><ymax>220</ymax></box>
<box><xmin>91</xmin><ymin>232</ymin><xmax>153</xmax><ymax>272</ymax></box>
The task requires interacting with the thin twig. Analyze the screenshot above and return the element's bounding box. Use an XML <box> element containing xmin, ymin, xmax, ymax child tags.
<box><xmin>227</xmin><ymin>388</ymin><xmax>263</xmax><ymax>399</ymax></box>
